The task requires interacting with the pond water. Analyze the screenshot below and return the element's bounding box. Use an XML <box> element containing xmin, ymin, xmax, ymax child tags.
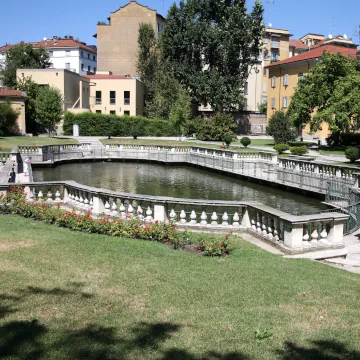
<box><xmin>33</xmin><ymin>162</ymin><xmax>327</xmax><ymax>214</ymax></box>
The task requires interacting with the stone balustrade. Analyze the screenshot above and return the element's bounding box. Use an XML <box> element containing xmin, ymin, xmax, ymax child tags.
<box><xmin>0</xmin><ymin>180</ymin><xmax>346</xmax><ymax>254</ymax></box>
<box><xmin>0</xmin><ymin>152</ymin><xmax>11</xmax><ymax>165</ymax></box>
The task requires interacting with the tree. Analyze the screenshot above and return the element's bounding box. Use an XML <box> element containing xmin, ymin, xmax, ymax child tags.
<box><xmin>0</xmin><ymin>43</ymin><xmax>50</xmax><ymax>88</ymax></box>
<box><xmin>266</xmin><ymin>111</ymin><xmax>297</xmax><ymax>144</ymax></box>
<box><xmin>35</xmin><ymin>86</ymin><xmax>63</xmax><ymax>135</ymax></box>
<box><xmin>16</xmin><ymin>75</ymin><xmax>40</xmax><ymax>134</ymax></box>
<box><xmin>169</xmin><ymin>88</ymin><xmax>192</xmax><ymax>135</ymax></box>
<box><xmin>258</xmin><ymin>102</ymin><xmax>267</xmax><ymax>114</ymax></box>
<box><xmin>137</xmin><ymin>23</ymin><xmax>159</xmax><ymax>106</ymax></box>
<box><xmin>287</xmin><ymin>53</ymin><xmax>358</xmax><ymax>136</ymax></box>
<box><xmin>0</xmin><ymin>101</ymin><xmax>19</xmax><ymax>135</ymax></box>
<box><xmin>161</xmin><ymin>0</ymin><xmax>264</xmax><ymax>111</ymax></box>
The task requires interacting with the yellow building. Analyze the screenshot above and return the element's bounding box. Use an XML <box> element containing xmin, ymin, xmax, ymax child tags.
<box><xmin>260</xmin><ymin>28</ymin><xmax>292</xmax><ymax>107</ymax></box>
<box><xmin>95</xmin><ymin>0</ymin><xmax>165</xmax><ymax>76</ymax></box>
<box><xmin>84</xmin><ymin>73</ymin><xmax>144</xmax><ymax>116</ymax></box>
<box><xmin>266</xmin><ymin>43</ymin><xmax>359</xmax><ymax>141</ymax></box>
<box><xmin>0</xmin><ymin>89</ymin><xmax>26</xmax><ymax>134</ymax></box>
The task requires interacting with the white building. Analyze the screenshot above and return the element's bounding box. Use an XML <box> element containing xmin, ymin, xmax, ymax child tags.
<box><xmin>0</xmin><ymin>37</ymin><xmax>97</xmax><ymax>79</ymax></box>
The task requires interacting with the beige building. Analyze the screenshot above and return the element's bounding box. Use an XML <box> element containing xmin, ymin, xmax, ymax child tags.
<box><xmin>95</xmin><ymin>0</ymin><xmax>165</xmax><ymax>76</ymax></box>
<box><xmin>0</xmin><ymin>89</ymin><xmax>26</xmax><ymax>134</ymax></box>
<box><xmin>84</xmin><ymin>73</ymin><xmax>144</xmax><ymax>116</ymax></box>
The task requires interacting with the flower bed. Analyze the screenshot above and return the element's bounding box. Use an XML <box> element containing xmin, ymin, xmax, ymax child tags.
<box><xmin>0</xmin><ymin>188</ymin><xmax>234</xmax><ymax>257</ymax></box>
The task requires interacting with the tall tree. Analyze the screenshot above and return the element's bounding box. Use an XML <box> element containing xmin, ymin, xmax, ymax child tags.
<box><xmin>137</xmin><ymin>23</ymin><xmax>159</xmax><ymax>105</ymax></box>
<box><xmin>35</xmin><ymin>86</ymin><xmax>63</xmax><ymax>135</ymax></box>
<box><xmin>0</xmin><ymin>101</ymin><xmax>19</xmax><ymax>135</ymax></box>
<box><xmin>16</xmin><ymin>75</ymin><xmax>40</xmax><ymax>134</ymax></box>
<box><xmin>161</xmin><ymin>0</ymin><xmax>264</xmax><ymax>111</ymax></box>
<box><xmin>0</xmin><ymin>43</ymin><xmax>50</xmax><ymax>89</ymax></box>
<box><xmin>287</xmin><ymin>53</ymin><xmax>358</xmax><ymax>134</ymax></box>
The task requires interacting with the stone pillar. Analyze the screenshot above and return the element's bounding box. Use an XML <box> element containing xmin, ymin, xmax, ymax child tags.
<box><xmin>241</xmin><ymin>208</ymin><xmax>251</xmax><ymax>228</ymax></box>
<box><xmin>92</xmin><ymin>194</ymin><xmax>105</xmax><ymax>215</ymax></box>
<box><xmin>335</xmin><ymin>168</ymin><xmax>342</xmax><ymax>178</ymax></box>
<box><xmin>271</xmin><ymin>153</ymin><xmax>278</xmax><ymax>163</ymax></box>
<box><xmin>283</xmin><ymin>222</ymin><xmax>304</xmax><ymax>249</ymax></box>
<box><xmin>154</xmin><ymin>203</ymin><xmax>167</xmax><ymax>222</ymax></box>
<box><xmin>63</xmin><ymin>186</ymin><xmax>70</xmax><ymax>203</ymax></box>
<box><xmin>327</xmin><ymin>219</ymin><xmax>346</xmax><ymax>244</ymax></box>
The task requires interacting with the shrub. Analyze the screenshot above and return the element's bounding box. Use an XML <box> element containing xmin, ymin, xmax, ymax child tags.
<box><xmin>224</xmin><ymin>135</ymin><xmax>233</xmax><ymax>147</ymax></box>
<box><xmin>63</xmin><ymin>112</ymin><xmax>178</xmax><ymax>137</ymax></box>
<box><xmin>240</xmin><ymin>137</ymin><xmax>251</xmax><ymax>148</ymax></box>
<box><xmin>345</xmin><ymin>147</ymin><xmax>360</xmax><ymax>163</ymax></box>
<box><xmin>288</xmin><ymin>141</ymin><xmax>316</xmax><ymax>148</ymax></box>
<box><xmin>189</xmin><ymin>113</ymin><xmax>237</xmax><ymax>141</ymax></box>
<box><xmin>273</xmin><ymin>144</ymin><xmax>290</xmax><ymax>154</ymax></box>
<box><xmin>290</xmin><ymin>146</ymin><xmax>308</xmax><ymax>156</ymax></box>
<box><xmin>198</xmin><ymin>234</ymin><xmax>233</xmax><ymax>257</ymax></box>
<box><xmin>0</xmin><ymin>101</ymin><xmax>20</xmax><ymax>135</ymax></box>
<box><xmin>266</xmin><ymin>111</ymin><xmax>297</xmax><ymax>144</ymax></box>
<box><xmin>327</xmin><ymin>133</ymin><xmax>360</xmax><ymax>147</ymax></box>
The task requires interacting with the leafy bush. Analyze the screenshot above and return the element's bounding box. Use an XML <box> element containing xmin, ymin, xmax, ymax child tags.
<box><xmin>198</xmin><ymin>234</ymin><xmax>233</xmax><ymax>256</ymax></box>
<box><xmin>240</xmin><ymin>137</ymin><xmax>251</xmax><ymax>148</ymax></box>
<box><xmin>0</xmin><ymin>101</ymin><xmax>20</xmax><ymax>135</ymax></box>
<box><xmin>189</xmin><ymin>113</ymin><xmax>237</xmax><ymax>141</ymax></box>
<box><xmin>273</xmin><ymin>144</ymin><xmax>290</xmax><ymax>154</ymax></box>
<box><xmin>63</xmin><ymin>112</ymin><xmax>178</xmax><ymax>137</ymax></box>
<box><xmin>266</xmin><ymin>111</ymin><xmax>297</xmax><ymax>144</ymax></box>
<box><xmin>288</xmin><ymin>141</ymin><xmax>316</xmax><ymax>148</ymax></box>
<box><xmin>224</xmin><ymin>135</ymin><xmax>233</xmax><ymax>147</ymax></box>
<box><xmin>290</xmin><ymin>146</ymin><xmax>308</xmax><ymax>156</ymax></box>
<box><xmin>345</xmin><ymin>147</ymin><xmax>360</xmax><ymax>163</ymax></box>
<box><xmin>327</xmin><ymin>133</ymin><xmax>360</xmax><ymax>147</ymax></box>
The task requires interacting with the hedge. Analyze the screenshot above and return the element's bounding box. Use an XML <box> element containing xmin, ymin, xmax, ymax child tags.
<box><xmin>63</xmin><ymin>112</ymin><xmax>179</xmax><ymax>137</ymax></box>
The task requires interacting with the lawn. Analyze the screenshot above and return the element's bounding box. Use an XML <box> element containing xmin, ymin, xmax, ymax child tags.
<box><xmin>318</xmin><ymin>148</ymin><xmax>346</xmax><ymax>156</ymax></box>
<box><xmin>101</xmin><ymin>138</ymin><xmax>274</xmax><ymax>152</ymax></box>
<box><xmin>1</xmin><ymin>215</ymin><xmax>360</xmax><ymax>360</ymax></box>
<box><xmin>0</xmin><ymin>137</ymin><xmax>78</xmax><ymax>152</ymax></box>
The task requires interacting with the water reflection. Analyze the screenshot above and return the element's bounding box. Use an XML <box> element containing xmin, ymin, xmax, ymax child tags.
<box><xmin>33</xmin><ymin>162</ymin><xmax>327</xmax><ymax>214</ymax></box>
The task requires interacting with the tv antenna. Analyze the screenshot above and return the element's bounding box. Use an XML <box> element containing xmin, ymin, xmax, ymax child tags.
<box><xmin>266</xmin><ymin>1</ymin><xmax>275</xmax><ymax>28</ymax></box>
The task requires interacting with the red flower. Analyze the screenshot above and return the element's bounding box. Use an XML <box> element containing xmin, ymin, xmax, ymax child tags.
<box><xmin>225</xmin><ymin>234</ymin><xmax>229</xmax><ymax>239</ymax></box>
<box><xmin>155</xmin><ymin>220</ymin><xmax>159</xmax><ymax>224</ymax></box>
<box><xmin>220</xmin><ymin>244</ymin><xmax>224</xmax><ymax>248</ymax></box>
<box><xmin>57</xmin><ymin>204</ymin><xmax>61</xmax><ymax>209</ymax></box>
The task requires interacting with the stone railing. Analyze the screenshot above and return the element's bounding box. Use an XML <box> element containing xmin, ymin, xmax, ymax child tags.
<box><xmin>0</xmin><ymin>153</ymin><xmax>21</xmax><ymax>183</ymax></box>
<box><xmin>0</xmin><ymin>180</ymin><xmax>346</xmax><ymax>254</ymax></box>
<box><xmin>0</xmin><ymin>152</ymin><xmax>11</xmax><ymax>165</ymax></box>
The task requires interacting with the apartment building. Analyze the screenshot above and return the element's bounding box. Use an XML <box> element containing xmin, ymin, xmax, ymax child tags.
<box><xmin>266</xmin><ymin>40</ymin><xmax>358</xmax><ymax>141</ymax></box>
<box><xmin>95</xmin><ymin>0</ymin><xmax>165</xmax><ymax>76</ymax></box>
<box><xmin>0</xmin><ymin>38</ymin><xmax>97</xmax><ymax>77</ymax></box>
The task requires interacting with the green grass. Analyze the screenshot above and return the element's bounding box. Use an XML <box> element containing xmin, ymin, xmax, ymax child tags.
<box><xmin>319</xmin><ymin>149</ymin><xmax>346</xmax><ymax>156</ymax></box>
<box><xmin>0</xmin><ymin>137</ymin><xmax>78</xmax><ymax>152</ymax></box>
<box><xmin>1</xmin><ymin>215</ymin><xmax>360</xmax><ymax>359</ymax></box>
<box><xmin>101</xmin><ymin>138</ymin><xmax>274</xmax><ymax>152</ymax></box>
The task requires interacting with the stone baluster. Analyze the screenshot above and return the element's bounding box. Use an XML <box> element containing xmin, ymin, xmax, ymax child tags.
<box><xmin>137</xmin><ymin>205</ymin><xmax>144</xmax><ymax>220</ymax></box>
<box><xmin>55</xmin><ymin>190</ymin><xmax>61</xmax><ymax>202</ymax></box>
<box><xmin>262</xmin><ymin>216</ymin><xmax>267</xmax><ymax>236</ymax></box>
<box><xmin>273</xmin><ymin>217</ymin><xmax>279</xmax><ymax>241</ymax></box>
<box><xmin>111</xmin><ymin>200</ymin><xmax>118</xmax><ymax>217</ymax></box>
<box><xmin>146</xmin><ymin>206</ymin><xmax>153</xmax><ymax>221</ymax></box>
<box><xmin>267</xmin><ymin>218</ymin><xmax>274</xmax><ymax>240</ymax></box>
<box><xmin>310</xmin><ymin>223</ymin><xmax>319</xmax><ymax>245</ymax></box>
<box><xmin>128</xmin><ymin>203</ymin><xmax>134</xmax><ymax>217</ymax></box>
<box><xmin>169</xmin><ymin>209</ymin><xmax>176</xmax><ymax>222</ymax></box>
<box><xmin>251</xmin><ymin>219</ymin><xmax>257</xmax><ymax>230</ymax></box>
<box><xmin>190</xmin><ymin>210</ymin><xmax>197</xmax><ymax>224</ymax></box>
<box><xmin>256</xmin><ymin>214</ymin><xmax>262</xmax><ymax>233</ymax></box>
<box><xmin>210</xmin><ymin>212</ymin><xmax>218</xmax><ymax>226</ymax></box>
<box><xmin>84</xmin><ymin>195</ymin><xmax>90</xmax><ymax>209</ymax></box>
<box><xmin>302</xmin><ymin>225</ymin><xmax>311</xmax><ymax>248</ymax></box>
<box><xmin>200</xmin><ymin>211</ymin><xmax>207</xmax><ymax>225</ymax></box>
<box><xmin>46</xmin><ymin>190</ymin><xmax>53</xmax><ymax>203</ymax></box>
<box><xmin>319</xmin><ymin>222</ymin><xmax>330</xmax><ymax>245</ymax></box>
<box><xmin>104</xmin><ymin>199</ymin><xmax>111</xmax><ymax>215</ymax></box>
<box><xmin>222</xmin><ymin>212</ymin><xmax>229</xmax><ymax>226</ymax></box>
<box><xmin>89</xmin><ymin>197</ymin><xmax>94</xmax><ymax>209</ymax></box>
<box><xmin>180</xmin><ymin>210</ymin><xmax>187</xmax><ymax>224</ymax></box>
<box><xmin>119</xmin><ymin>202</ymin><xmax>126</xmax><ymax>218</ymax></box>
<box><xmin>233</xmin><ymin>212</ymin><xmax>240</xmax><ymax>227</ymax></box>
<box><xmin>79</xmin><ymin>192</ymin><xmax>84</xmax><ymax>206</ymax></box>
<box><xmin>38</xmin><ymin>190</ymin><xmax>44</xmax><ymax>202</ymax></box>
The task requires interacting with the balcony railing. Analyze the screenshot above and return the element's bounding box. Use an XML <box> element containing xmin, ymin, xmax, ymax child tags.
<box><xmin>270</xmin><ymin>58</ymin><xmax>279</xmax><ymax>64</ymax></box>
<box><xmin>271</xmin><ymin>42</ymin><xmax>280</xmax><ymax>49</ymax></box>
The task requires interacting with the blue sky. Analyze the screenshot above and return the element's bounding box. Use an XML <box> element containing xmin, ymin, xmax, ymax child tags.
<box><xmin>1</xmin><ymin>0</ymin><xmax>360</xmax><ymax>46</ymax></box>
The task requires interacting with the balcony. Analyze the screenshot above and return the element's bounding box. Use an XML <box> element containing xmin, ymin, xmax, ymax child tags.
<box><xmin>270</xmin><ymin>58</ymin><xmax>279</xmax><ymax>64</ymax></box>
<box><xmin>271</xmin><ymin>42</ymin><xmax>280</xmax><ymax>49</ymax></box>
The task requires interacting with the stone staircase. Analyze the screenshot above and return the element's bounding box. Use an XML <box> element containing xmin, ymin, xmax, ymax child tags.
<box><xmin>77</xmin><ymin>137</ymin><xmax>105</xmax><ymax>149</ymax></box>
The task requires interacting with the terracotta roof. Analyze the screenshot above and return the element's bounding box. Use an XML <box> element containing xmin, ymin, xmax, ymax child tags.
<box><xmin>311</xmin><ymin>40</ymin><xmax>326</xmax><ymax>49</ymax></box>
<box><xmin>83</xmin><ymin>74</ymin><xmax>131</xmax><ymax>79</ymax></box>
<box><xmin>266</xmin><ymin>45</ymin><xmax>359</xmax><ymax>68</ymax></box>
<box><xmin>0</xmin><ymin>39</ymin><xmax>96</xmax><ymax>54</ymax></box>
<box><xmin>0</xmin><ymin>89</ymin><xmax>24</xmax><ymax>97</ymax></box>
<box><xmin>34</xmin><ymin>39</ymin><xmax>97</xmax><ymax>53</ymax></box>
<box><xmin>290</xmin><ymin>39</ymin><xmax>307</xmax><ymax>49</ymax></box>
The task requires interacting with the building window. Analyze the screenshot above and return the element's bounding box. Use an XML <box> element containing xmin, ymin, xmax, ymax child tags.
<box><xmin>93</xmin><ymin>67</ymin><xmax>96</xmax><ymax>73</ymax></box>
<box><xmin>124</xmin><ymin>91</ymin><xmax>130</xmax><ymax>105</ymax></box>
<box><xmin>66</xmin><ymin>50</ymin><xmax>70</xmax><ymax>55</ymax></box>
<box><xmin>88</xmin><ymin>65</ymin><xmax>90</xmax><ymax>72</ymax></box>
<box><xmin>271</xmin><ymin>97</ymin><xmax>276</xmax><ymax>109</ymax></box>
<box><xmin>261</xmin><ymin>96</ymin><xmax>268</xmax><ymax>104</ymax></box>
<box><xmin>283</xmin><ymin>74</ymin><xmax>289</xmax><ymax>86</ymax></box>
<box><xmin>96</xmin><ymin>91</ymin><xmax>102</xmax><ymax>104</ymax></box>
<box><xmin>263</xmin><ymin>83</ymin><xmax>267</xmax><ymax>93</ymax></box>
<box><xmin>270</xmin><ymin>50</ymin><xmax>279</xmax><ymax>63</ymax></box>
<box><xmin>298</xmin><ymin>73</ymin><xmax>304</xmax><ymax>79</ymax></box>
<box><xmin>49</xmin><ymin>50</ymin><xmax>53</xmax><ymax>57</ymax></box>
<box><xmin>81</xmin><ymin>63</ymin><xmax>84</xmax><ymax>71</ymax></box>
<box><xmin>65</xmin><ymin>63</ymin><xmax>70</xmax><ymax>70</ymax></box>
<box><xmin>282</xmin><ymin>96</ymin><xmax>289</xmax><ymax>108</ymax></box>
<box><xmin>263</xmin><ymin>68</ymin><xmax>267</xmax><ymax>77</ymax></box>
<box><xmin>88</xmin><ymin>53</ymin><xmax>90</xmax><ymax>59</ymax></box>
<box><xmin>244</xmin><ymin>82</ymin><xmax>248</xmax><ymax>95</ymax></box>
<box><xmin>81</xmin><ymin>50</ymin><xmax>84</xmax><ymax>57</ymax></box>
<box><xmin>96</xmin><ymin>110</ymin><xmax>101</xmax><ymax>114</ymax></box>
<box><xmin>271</xmin><ymin>76</ymin><xmax>276</xmax><ymax>88</ymax></box>
<box><xmin>124</xmin><ymin>111</ymin><xmax>130</xmax><ymax>115</ymax></box>
<box><xmin>263</xmin><ymin>50</ymin><xmax>269</xmax><ymax>60</ymax></box>
<box><xmin>93</xmin><ymin>55</ymin><xmax>96</xmax><ymax>61</ymax></box>
<box><xmin>110</xmin><ymin>91</ymin><xmax>116</xmax><ymax>105</ymax></box>
<box><xmin>110</xmin><ymin>110</ymin><xmax>116</xmax><ymax>115</ymax></box>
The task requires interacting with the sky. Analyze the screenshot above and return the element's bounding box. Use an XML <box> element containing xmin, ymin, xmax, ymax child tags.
<box><xmin>1</xmin><ymin>0</ymin><xmax>360</xmax><ymax>46</ymax></box>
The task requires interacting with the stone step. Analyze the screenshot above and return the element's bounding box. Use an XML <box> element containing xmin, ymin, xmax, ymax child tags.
<box><xmin>326</xmin><ymin>257</ymin><xmax>360</xmax><ymax>266</ymax></box>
